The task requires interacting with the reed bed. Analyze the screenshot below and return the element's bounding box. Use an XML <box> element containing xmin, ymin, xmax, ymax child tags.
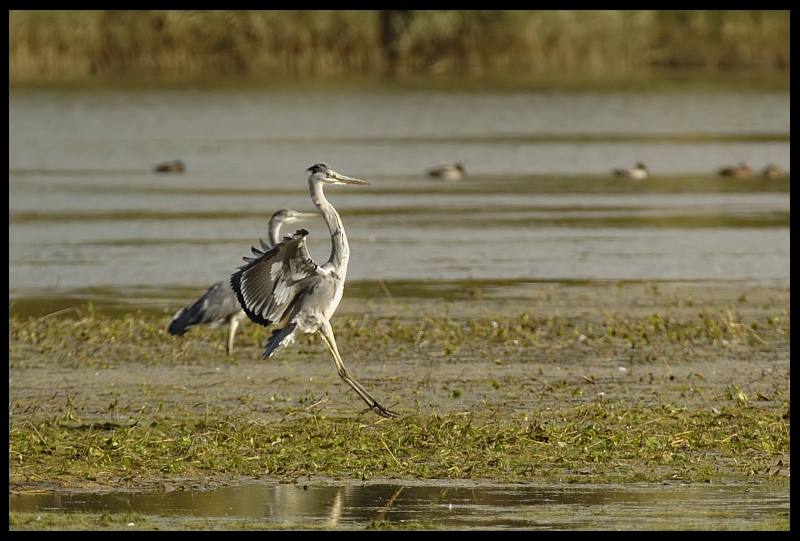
<box><xmin>8</xmin><ymin>10</ymin><xmax>790</xmax><ymax>83</ymax></box>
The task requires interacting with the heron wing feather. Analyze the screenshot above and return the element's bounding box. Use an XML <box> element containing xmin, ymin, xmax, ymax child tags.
<box><xmin>230</xmin><ymin>229</ymin><xmax>319</xmax><ymax>327</ymax></box>
<box><xmin>262</xmin><ymin>322</ymin><xmax>297</xmax><ymax>359</ymax></box>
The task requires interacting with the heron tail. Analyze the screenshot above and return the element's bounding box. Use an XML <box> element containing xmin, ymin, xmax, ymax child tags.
<box><xmin>167</xmin><ymin>307</ymin><xmax>193</xmax><ymax>336</ymax></box>
<box><xmin>169</xmin><ymin>280</ymin><xmax>238</xmax><ymax>336</ymax></box>
<box><xmin>262</xmin><ymin>322</ymin><xmax>297</xmax><ymax>360</ymax></box>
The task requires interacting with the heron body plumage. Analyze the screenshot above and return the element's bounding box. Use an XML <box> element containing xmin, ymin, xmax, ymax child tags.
<box><xmin>231</xmin><ymin>163</ymin><xmax>398</xmax><ymax>418</ymax></box>
<box><xmin>169</xmin><ymin>280</ymin><xmax>244</xmax><ymax>335</ymax></box>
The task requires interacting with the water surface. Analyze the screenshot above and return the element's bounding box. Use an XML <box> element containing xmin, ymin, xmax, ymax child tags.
<box><xmin>8</xmin><ymin>87</ymin><xmax>790</xmax><ymax>318</ymax></box>
<box><xmin>9</xmin><ymin>481</ymin><xmax>788</xmax><ymax>530</ymax></box>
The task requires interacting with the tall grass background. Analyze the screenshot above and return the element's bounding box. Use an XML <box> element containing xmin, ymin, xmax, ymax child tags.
<box><xmin>8</xmin><ymin>10</ymin><xmax>790</xmax><ymax>85</ymax></box>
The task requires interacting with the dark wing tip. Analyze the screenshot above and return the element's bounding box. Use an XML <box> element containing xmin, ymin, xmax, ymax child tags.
<box><xmin>167</xmin><ymin>308</ymin><xmax>190</xmax><ymax>335</ymax></box>
<box><xmin>230</xmin><ymin>264</ymin><xmax>275</xmax><ymax>329</ymax></box>
<box><xmin>167</xmin><ymin>322</ymin><xmax>188</xmax><ymax>336</ymax></box>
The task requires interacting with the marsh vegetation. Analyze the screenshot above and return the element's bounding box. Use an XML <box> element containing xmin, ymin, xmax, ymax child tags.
<box><xmin>9</xmin><ymin>284</ymin><xmax>789</xmax><ymax>496</ymax></box>
<box><xmin>9</xmin><ymin>10</ymin><xmax>790</xmax><ymax>85</ymax></box>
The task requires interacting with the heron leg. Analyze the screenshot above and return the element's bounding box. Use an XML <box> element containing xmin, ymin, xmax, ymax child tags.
<box><xmin>226</xmin><ymin>317</ymin><xmax>240</xmax><ymax>356</ymax></box>
<box><xmin>318</xmin><ymin>320</ymin><xmax>398</xmax><ymax>418</ymax></box>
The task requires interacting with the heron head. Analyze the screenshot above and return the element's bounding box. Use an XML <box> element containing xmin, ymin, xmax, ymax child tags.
<box><xmin>307</xmin><ymin>163</ymin><xmax>369</xmax><ymax>186</ymax></box>
<box><xmin>274</xmin><ymin>208</ymin><xmax>319</xmax><ymax>223</ymax></box>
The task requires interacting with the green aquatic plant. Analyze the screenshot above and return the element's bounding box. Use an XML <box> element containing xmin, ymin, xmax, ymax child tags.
<box><xmin>8</xmin><ymin>297</ymin><xmax>790</xmax><ymax>491</ymax></box>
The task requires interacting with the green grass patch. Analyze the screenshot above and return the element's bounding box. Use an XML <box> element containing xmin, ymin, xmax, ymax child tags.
<box><xmin>9</xmin><ymin>305</ymin><xmax>790</xmax><ymax>490</ymax></box>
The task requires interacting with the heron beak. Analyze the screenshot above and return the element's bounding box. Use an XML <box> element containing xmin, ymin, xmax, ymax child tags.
<box><xmin>333</xmin><ymin>173</ymin><xmax>370</xmax><ymax>185</ymax></box>
<box><xmin>288</xmin><ymin>211</ymin><xmax>319</xmax><ymax>219</ymax></box>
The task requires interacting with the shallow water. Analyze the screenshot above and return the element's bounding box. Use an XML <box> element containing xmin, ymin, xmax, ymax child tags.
<box><xmin>7</xmin><ymin>87</ymin><xmax>791</xmax><ymax>319</ymax></box>
<box><xmin>9</xmin><ymin>481</ymin><xmax>788</xmax><ymax>530</ymax></box>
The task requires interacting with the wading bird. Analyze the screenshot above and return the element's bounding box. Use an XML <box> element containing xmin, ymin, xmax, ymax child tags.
<box><xmin>718</xmin><ymin>162</ymin><xmax>752</xmax><ymax>178</ymax></box>
<box><xmin>231</xmin><ymin>163</ymin><xmax>398</xmax><ymax>418</ymax></box>
<box><xmin>168</xmin><ymin>209</ymin><xmax>316</xmax><ymax>355</ymax></box>
<box><xmin>612</xmin><ymin>161</ymin><xmax>649</xmax><ymax>179</ymax></box>
<box><xmin>427</xmin><ymin>162</ymin><xmax>466</xmax><ymax>181</ymax></box>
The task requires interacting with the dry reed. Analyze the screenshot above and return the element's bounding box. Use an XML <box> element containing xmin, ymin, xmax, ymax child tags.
<box><xmin>8</xmin><ymin>10</ymin><xmax>791</xmax><ymax>83</ymax></box>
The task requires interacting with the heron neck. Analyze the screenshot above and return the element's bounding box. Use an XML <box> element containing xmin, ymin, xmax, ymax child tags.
<box><xmin>267</xmin><ymin>218</ymin><xmax>283</xmax><ymax>247</ymax></box>
<box><xmin>310</xmin><ymin>179</ymin><xmax>349</xmax><ymax>272</ymax></box>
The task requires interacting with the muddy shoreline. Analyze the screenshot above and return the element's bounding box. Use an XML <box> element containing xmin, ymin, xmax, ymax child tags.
<box><xmin>9</xmin><ymin>282</ymin><xmax>790</xmax><ymax>494</ymax></box>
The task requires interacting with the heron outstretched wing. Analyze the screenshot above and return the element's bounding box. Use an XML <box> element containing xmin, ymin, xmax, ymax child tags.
<box><xmin>242</xmin><ymin>238</ymin><xmax>272</xmax><ymax>264</ymax></box>
<box><xmin>231</xmin><ymin>229</ymin><xmax>319</xmax><ymax>327</ymax></box>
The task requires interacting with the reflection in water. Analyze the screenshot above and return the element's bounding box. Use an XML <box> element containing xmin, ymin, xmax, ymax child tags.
<box><xmin>9</xmin><ymin>482</ymin><xmax>789</xmax><ymax>530</ymax></box>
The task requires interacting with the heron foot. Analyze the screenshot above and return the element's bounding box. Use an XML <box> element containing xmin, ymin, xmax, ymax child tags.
<box><xmin>372</xmin><ymin>403</ymin><xmax>400</xmax><ymax>419</ymax></box>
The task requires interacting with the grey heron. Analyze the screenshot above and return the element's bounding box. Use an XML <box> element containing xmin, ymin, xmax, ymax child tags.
<box><xmin>231</xmin><ymin>163</ymin><xmax>398</xmax><ymax>418</ymax></box>
<box><xmin>154</xmin><ymin>160</ymin><xmax>186</xmax><ymax>173</ymax></box>
<box><xmin>168</xmin><ymin>208</ymin><xmax>316</xmax><ymax>355</ymax></box>
<box><xmin>718</xmin><ymin>162</ymin><xmax>752</xmax><ymax>178</ymax></box>
<box><xmin>427</xmin><ymin>162</ymin><xmax>465</xmax><ymax>181</ymax></box>
<box><xmin>612</xmin><ymin>162</ymin><xmax>649</xmax><ymax>179</ymax></box>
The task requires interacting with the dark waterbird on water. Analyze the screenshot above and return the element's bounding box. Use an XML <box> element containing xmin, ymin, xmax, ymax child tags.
<box><xmin>718</xmin><ymin>162</ymin><xmax>752</xmax><ymax>178</ymax></box>
<box><xmin>168</xmin><ymin>209</ymin><xmax>316</xmax><ymax>355</ymax></box>
<box><xmin>761</xmin><ymin>163</ymin><xmax>784</xmax><ymax>179</ymax></box>
<box><xmin>612</xmin><ymin>161</ymin><xmax>649</xmax><ymax>179</ymax></box>
<box><xmin>154</xmin><ymin>160</ymin><xmax>186</xmax><ymax>173</ymax></box>
<box><xmin>426</xmin><ymin>162</ymin><xmax>466</xmax><ymax>181</ymax></box>
<box><xmin>231</xmin><ymin>163</ymin><xmax>398</xmax><ymax>418</ymax></box>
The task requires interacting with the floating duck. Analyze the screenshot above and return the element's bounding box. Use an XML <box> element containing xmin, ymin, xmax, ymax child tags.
<box><xmin>761</xmin><ymin>164</ymin><xmax>784</xmax><ymax>179</ymax></box>
<box><xmin>612</xmin><ymin>162</ymin><xmax>649</xmax><ymax>179</ymax></box>
<box><xmin>427</xmin><ymin>162</ymin><xmax>466</xmax><ymax>181</ymax></box>
<box><xmin>154</xmin><ymin>160</ymin><xmax>186</xmax><ymax>173</ymax></box>
<box><xmin>717</xmin><ymin>162</ymin><xmax>751</xmax><ymax>178</ymax></box>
